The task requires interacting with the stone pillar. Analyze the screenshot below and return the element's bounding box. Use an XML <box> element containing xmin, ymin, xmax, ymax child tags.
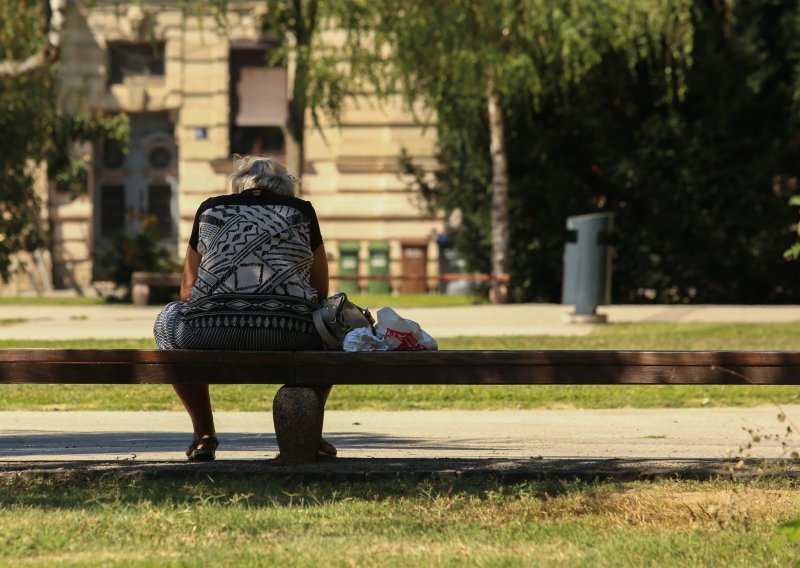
<box><xmin>272</xmin><ymin>386</ymin><xmax>324</xmax><ymax>464</ymax></box>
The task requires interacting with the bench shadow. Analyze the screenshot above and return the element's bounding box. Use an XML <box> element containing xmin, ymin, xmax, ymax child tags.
<box><xmin>0</xmin><ymin>430</ymin><xmax>492</xmax><ymax>458</ymax></box>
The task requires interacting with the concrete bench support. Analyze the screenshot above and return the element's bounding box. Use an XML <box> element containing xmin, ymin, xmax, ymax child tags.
<box><xmin>131</xmin><ymin>272</ymin><xmax>182</xmax><ymax>306</ymax></box>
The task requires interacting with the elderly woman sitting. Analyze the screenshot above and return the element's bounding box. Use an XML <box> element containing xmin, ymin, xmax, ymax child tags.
<box><xmin>154</xmin><ymin>155</ymin><xmax>335</xmax><ymax>463</ymax></box>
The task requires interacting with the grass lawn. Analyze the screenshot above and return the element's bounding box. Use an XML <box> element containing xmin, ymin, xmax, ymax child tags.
<box><xmin>2</xmin><ymin>322</ymin><xmax>800</xmax><ymax>411</ymax></box>
<box><xmin>348</xmin><ymin>293</ymin><xmax>486</xmax><ymax>308</ymax></box>
<box><xmin>0</xmin><ymin>293</ymin><xmax>484</xmax><ymax>308</ymax></box>
<box><xmin>2</xmin><ymin>475</ymin><xmax>799</xmax><ymax>566</ymax></box>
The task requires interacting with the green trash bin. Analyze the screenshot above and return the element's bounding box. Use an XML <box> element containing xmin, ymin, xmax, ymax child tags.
<box><xmin>337</xmin><ymin>241</ymin><xmax>360</xmax><ymax>295</ymax></box>
<box><xmin>368</xmin><ymin>241</ymin><xmax>391</xmax><ymax>294</ymax></box>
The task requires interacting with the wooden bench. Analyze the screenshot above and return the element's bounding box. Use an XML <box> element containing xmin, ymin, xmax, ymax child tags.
<box><xmin>131</xmin><ymin>272</ymin><xmax>182</xmax><ymax>306</ymax></box>
<box><xmin>1</xmin><ymin>349</ymin><xmax>799</xmax><ymax>384</ymax></box>
<box><xmin>4</xmin><ymin>349</ymin><xmax>798</xmax><ymax>462</ymax></box>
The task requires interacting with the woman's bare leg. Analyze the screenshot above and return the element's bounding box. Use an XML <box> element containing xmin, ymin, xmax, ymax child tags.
<box><xmin>173</xmin><ymin>384</ymin><xmax>216</xmax><ymax>439</ymax></box>
<box><xmin>314</xmin><ymin>386</ymin><xmax>336</xmax><ymax>456</ymax></box>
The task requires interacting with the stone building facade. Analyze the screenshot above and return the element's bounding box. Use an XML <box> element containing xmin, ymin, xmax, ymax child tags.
<box><xmin>3</xmin><ymin>1</ymin><xmax>444</xmax><ymax>295</ymax></box>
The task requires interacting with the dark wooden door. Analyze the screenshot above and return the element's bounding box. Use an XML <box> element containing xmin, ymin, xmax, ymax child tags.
<box><xmin>401</xmin><ymin>243</ymin><xmax>428</xmax><ymax>294</ymax></box>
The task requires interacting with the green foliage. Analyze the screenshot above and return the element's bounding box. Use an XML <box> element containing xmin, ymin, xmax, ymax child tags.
<box><xmin>777</xmin><ymin>518</ymin><xmax>800</xmax><ymax>542</ymax></box>
<box><xmin>0</xmin><ymin>1</ymin><xmax>129</xmax><ymax>282</ymax></box>
<box><xmin>406</xmin><ymin>0</ymin><xmax>800</xmax><ymax>303</ymax></box>
<box><xmin>94</xmin><ymin>223</ymin><xmax>180</xmax><ymax>296</ymax></box>
<box><xmin>361</xmin><ymin>0</ymin><xmax>693</xmax><ymax>108</ymax></box>
<box><xmin>0</xmin><ymin>0</ymin><xmax>53</xmax><ymax>280</ymax></box>
<box><xmin>347</xmin><ymin>0</ymin><xmax>693</xmax><ymax>301</ymax></box>
<box><xmin>785</xmin><ymin>195</ymin><xmax>800</xmax><ymax>261</ymax></box>
<box><xmin>0</xmin><ymin>0</ymin><xmax>43</xmax><ymax>60</ymax></box>
<box><xmin>48</xmin><ymin>110</ymin><xmax>129</xmax><ymax>198</ymax></box>
<box><xmin>259</xmin><ymin>1</ymin><xmax>378</xmax><ymax>131</ymax></box>
<box><xmin>605</xmin><ymin>0</ymin><xmax>800</xmax><ymax>304</ymax></box>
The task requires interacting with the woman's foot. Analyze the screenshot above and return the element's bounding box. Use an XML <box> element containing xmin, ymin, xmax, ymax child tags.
<box><xmin>274</xmin><ymin>437</ymin><xmax>337</xmax><ymax>463</ymax></box>
<box><xmin>319</xmin><ymin>437</ymin><xmax>337</xmax><ymax>457</ymax></box>
<box><xmin>186</xmin><ymin>435</ymin><xmax>218</xmax><ymax>462</ymax></box>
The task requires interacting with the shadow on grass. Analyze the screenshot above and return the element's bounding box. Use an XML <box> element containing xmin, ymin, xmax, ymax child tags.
<box><xmin>3</xmin><ymin>430</ymin><xmax>800</xmax><ymax>512</ymax></box>
<box><xmin>3</xmin><ymin>448</ymin><xmax>800</xmax><ymax>515</ymax></box>
<box><xmin>2</xmin><ymin>453</ymin><xmax>794</xmax><ymax>492</ymax></box>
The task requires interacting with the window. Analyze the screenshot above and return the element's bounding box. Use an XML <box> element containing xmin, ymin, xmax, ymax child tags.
<box><xmin>229</xmin><ymin>46</ymin><xmax>287</xmax><ymax>157</ymax></box>
<box><xmin>102</xmin><ymin>144</ymin><xmax>126</xmax><ymax>169</ymax></box>
<box><xmin>230</xmin><ymin>126</ymin><xmax>285</xmax><ymax>156</ymax></box>
<box><xmin>99</xmin><ymin>185</ymin><xmax>125</xmax><ymax>237</ymax></box>
<box><xmin>108</xmin><ymin>42</ymin><xmax>166</xmax><ymax>86</ymax></box>
<box><xmin>147</xmin><ymin>184</ymin><xmax>172</xmax><ymax>238</ymax></box>
<box><xmin>147</xmin><ymin>146</ymin><xmax>172</xmax><ymax>169</ymax></box>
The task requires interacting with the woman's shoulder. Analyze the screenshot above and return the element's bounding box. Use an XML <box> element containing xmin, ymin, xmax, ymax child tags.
<box><xmin>195</xmin><ymin>193</ymin><xmax>234</xmax><ymax>212</ymax></box>
<box><xmin>261</xmin><ymin>193</ymin><xmax>318</xmax><ymax>217</ymax></box>
<box><xmin>196</xmin><ymin>192</ymin><xmax>317</xmax><ymax>216</ymax></box>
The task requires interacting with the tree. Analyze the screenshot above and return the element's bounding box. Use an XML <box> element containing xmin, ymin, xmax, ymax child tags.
<box><xmin>260</xmin><ymin>0</ymin><xmax>318</xmax><ymax>183</ymax></box>
<box><xmin>405</xmin><ymin>0</ymin><xmax>800</xmax><ymax>304</ymax></box>
<box><xmin>602</xmin><ymin>0</ymin><xmax>800</xmax><ymax>303</ymax></box>
<box><xmin>0</xmin><ymin>0</ymin><xmax>128</xmax><ymax>282</ymax></box>
<box><xmin>254</xmin><ymin>1</ymin><xmax>376</xmax><ymax>188</ymax></box>
<box><xmin>354</xmin><ymin>0</ymin><xmax>694</xmax><ymax>302</ymax></box>
<box><xmin>787</xmin><ymin>195</ymin><xmax>800</xmax><ymax>261</ymax></box>
<box><xmin>0</xmin><ymin>0</ymin><xmax>66</xmax><ymax>79</ymax></box>
<box><xmin>193</xmin><ymin>0</ymin><xmax>378</xmax><ymax>191</ymax></box>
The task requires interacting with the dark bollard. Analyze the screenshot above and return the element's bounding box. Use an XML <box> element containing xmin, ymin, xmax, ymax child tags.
<box><xmin>272</xmin><ymin>386</ymin><xmax>323</xmax><ymax>464</ymax></box>
<box><xmin>562</xmin><ymin>213</ymin><xmax>615</xmax><ymax>323</ymax></box>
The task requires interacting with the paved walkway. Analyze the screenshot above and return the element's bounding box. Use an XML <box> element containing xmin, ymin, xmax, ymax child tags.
<box><xmin>1</xmin><ymin>406</ymin><xmax>797</xmax><ymax>462</ymax></box>
<box><xmin>1</xmin><ymin>303</ymin><xmax>799</xmax><ymax>340</ymax></box>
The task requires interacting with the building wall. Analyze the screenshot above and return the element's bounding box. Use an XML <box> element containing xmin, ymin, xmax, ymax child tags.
<box><xmin>2</xmin><ymin>1</ymin><xmax>443</xmax><ymax>295</ymax></box>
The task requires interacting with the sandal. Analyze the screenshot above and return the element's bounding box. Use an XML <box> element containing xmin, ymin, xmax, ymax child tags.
<box><xmin>274</xmin><ymin>438</ymin><xmax>337</xmax><ymax>462</ymax></box>
<box><xmin>186</xmin><ymin>435</ymin><xmax>218</xmax><ymax>462</ymax></box>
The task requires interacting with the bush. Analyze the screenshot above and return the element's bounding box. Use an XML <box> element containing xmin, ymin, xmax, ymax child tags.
<box><xmin>411</xmin><ymin>1</ymin><xmax>800</xmax><ymax>304</ymax></box>
<box><xmin>95</xmin><ymin>222</ymin><xmax>180</xmax><ymax>302</ymax></box>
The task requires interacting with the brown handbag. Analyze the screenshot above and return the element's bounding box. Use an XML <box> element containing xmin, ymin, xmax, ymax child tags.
<box><xmin>312</xmin><ymin>292</ymin><xmax>376</xmax><ymax>350</ymax></box>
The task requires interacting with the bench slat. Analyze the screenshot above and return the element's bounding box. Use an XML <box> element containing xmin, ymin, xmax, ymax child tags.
<box><xmin>295</xmin><ymin>363</ymin><xmax>798</xmax><ymax>385</ymax></box>
<box><xmin>0</xmin><ymin>349</ymin><xmax>294</xmax><ymax>364</ymax></box>
<box><xmin>1</xmin><ymin>349</ymin><xmax>800</xmax><ymax>384</ymax></box>
<box><xmin>0</xmin><ymin>362</ymin><xmax>295</xmax><ymax>384</ymax></box>
<box><xmin>2</xmin><ymin>349</ymin><xmax>800</xmax><ymax>366</ymax></box>
<box><xmin>295</xmin><ymin>350</ymin><xmax>800</xmax><ymax>367</ymax></box>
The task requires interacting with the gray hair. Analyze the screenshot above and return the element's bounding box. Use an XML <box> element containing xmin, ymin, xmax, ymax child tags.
<box><xmin>229</xmin><ymin>155</ymin><xmax>298</xmax><ymax>196</ymax></box>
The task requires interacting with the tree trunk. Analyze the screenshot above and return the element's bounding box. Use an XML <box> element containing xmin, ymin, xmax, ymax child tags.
<box><xmin>486</xmin><ymin>78</ymin><xmax>510</xmax><ymax>304</ymax></box>
<box><xmin>283</xmin><ymin>0</ymin><xmax>317</xmax><ymax>195</ymax></box>
<box><xmin>0</xmin><ymin>0</ymin><xmax>67</xmax><ymax>78</ymax></box>
<box><xmin>285</xmin><ymin>85</ymin><xmax>306</xmax><ymax>192</ymax></box>
<box><xmin>284</xmin><ymin>13</ymin><xmax>308</xmax><ymax>189</ymax></box>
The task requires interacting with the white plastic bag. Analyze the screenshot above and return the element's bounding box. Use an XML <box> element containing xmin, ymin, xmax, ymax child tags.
<box><xmin>375</xmin><ymin>307</ymin><xmax>438</xmax><ymax>351</ymax></box>
<box><xmin>342</xmin><ymin>327</ymin><xmax>391</xmax><ymax>352</ymax></box>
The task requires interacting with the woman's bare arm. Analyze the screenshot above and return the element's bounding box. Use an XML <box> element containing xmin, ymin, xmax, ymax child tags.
<box><xmin>180</xmin><ymin>245</ymin><xmax>201</xmax><ymax>301</ymax></box>
<box><xmin>310</xmin><ymin>243</ymin><xmax>329</xmax><ymax>299</ymax></box>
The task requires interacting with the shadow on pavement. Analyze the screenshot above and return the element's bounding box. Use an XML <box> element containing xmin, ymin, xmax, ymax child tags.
<box><xmin>0</xmin><ymin>430</ymin><xmax>490</xmax><ymax>458</ymax></box>
<box><xmin>2</xmin><ymin>456</ymin><xmax>798</xmax><ymax>483</ymax></box>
